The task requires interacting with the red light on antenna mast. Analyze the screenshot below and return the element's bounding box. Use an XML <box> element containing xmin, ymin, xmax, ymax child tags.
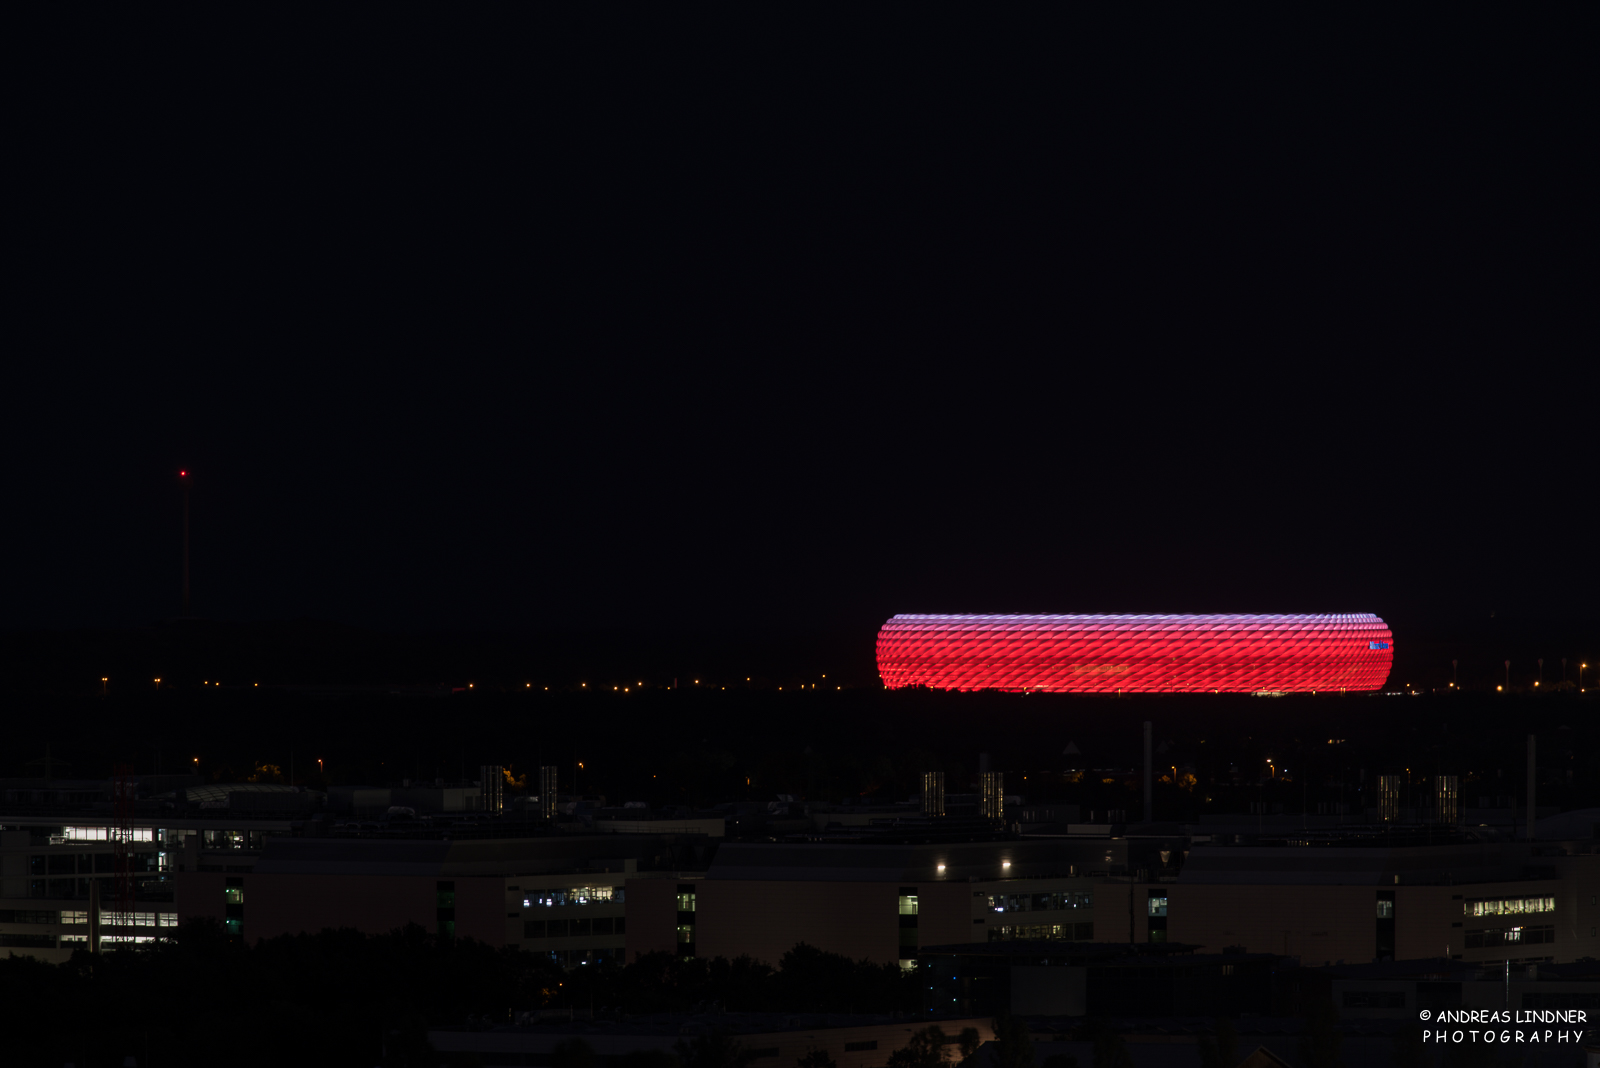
<box><xmin>180</xmin><ymin>470</ymin><xmax>188</xmax><ymax>476</ymax></box>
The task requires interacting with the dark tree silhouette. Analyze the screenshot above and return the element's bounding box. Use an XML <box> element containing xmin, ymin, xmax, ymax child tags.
<box><xmin>885</xmin><ymin>1025</ymin><xmax>955</xmax><ymax>1068</ymax></box>
<box><xmin>1297</xmin><ymin>996</ymin><xmax>1344</xmax><ymax>1068</ymax></box>
<box><xmin>989</xmin><ymin>1011</ymin><xmax>1035</xmax><ymax>1068</ymax></box>
<box><xmin>797</xmin><ymin>1047</ymin><xmax>837</xmax><ymax>1068</ymax></box>
<box><xmin>1196</xmin><ymin>1018</ymin><xmax>1237</xmax><ymax>1068</ymax></box>
<box><xmin>675</xmin><ymin>1031</ymin><xmax>759</xmax><ymax>1068</ymax></box>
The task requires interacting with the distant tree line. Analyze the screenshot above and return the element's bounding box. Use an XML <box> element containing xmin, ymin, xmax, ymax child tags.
<box><xmin>0</xmin><ymin>921</ymin><xmax>923</xmax><ymax>1067</ymax></box>
<box><xmin>547</xmin><ymin>1020</ymin><xmax>994</xmax><ymax>1068</ymax></box>
<box><xmin>561</xmin><ymin>942</ymin><xmax>920</xmax><ymax>1015</ymax></box>
<box><xmin>0</xmin><ymin>920</ymin><xmax>1368</xmax><ymax>1068</ymax></box>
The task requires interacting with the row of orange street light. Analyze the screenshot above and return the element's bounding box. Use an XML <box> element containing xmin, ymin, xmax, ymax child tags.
<box><xmin>1489</xmin><ymin>661</ymin><xmax>1587</xmax><ymax>692</ymax></box>
<box><xmin>100</xmin><ymin>678</ymin><xmax>264</xmax><ymax>691</ymax></box>
<box><xmin>457</xmin><ymin>675</ymin><xmax>844</xmax><ymax>692</ymax></box>
<box><xmin>182</xmin><ymin>755</ymin><xmax>326</xmax><ymax>777</ymax></box>
<box><xmin>124</xmin><ymin>676</ymin><xmax>850</xmax><ymax>693</ymax></box>
<box><xmin>110</xmin><ymin>669</ymin><xmax>1590</xmax><ymax>695</ymax></box>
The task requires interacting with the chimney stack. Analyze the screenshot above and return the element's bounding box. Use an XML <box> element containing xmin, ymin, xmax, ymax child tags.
<box><xmin>1143</xmin><ymin>721</ymin><xmax>1152</xmax><ymax>823</ymax></box>
<box><xmin>480</xmin><ymin>765</ymin><xmax>504</xmax><ymax>814</ymax></box>
<box><xmin>538</xmin><ymin>766</ymin><xmax>558</xmax><ymax>821</ymax></box>
<box><xmin>1379</xmin><ymin>775</ymin><xmax>1401</xmax><ymax>822</ymax></box>
<box><xmin>980</xmin><ymin>771</ymin><xmax>1003</xmax><ymax>821</ymax></box>
<box><xmin>921</xmin><ymin>771</ymin><xmax>945</xmax><ymax>817</ymax></box>
<box><xmin>1526</xmin><ymin>735</ymin><xmax>1536</xmax><ymax>842</ymax></box>
<box><xmin>1436</xmin><ymin>775</ymin><xmax>1460</xmax><ymax>825</ymax></box>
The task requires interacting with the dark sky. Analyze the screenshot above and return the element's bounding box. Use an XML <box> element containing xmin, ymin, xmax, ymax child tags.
<box><xmin>5</xmin><ymin>7</ymin><xmax>1594</xmax><ymax>641</ymax></box>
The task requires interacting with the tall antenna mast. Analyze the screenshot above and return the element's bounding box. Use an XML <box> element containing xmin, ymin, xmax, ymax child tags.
<box><xmin>180</xmin><ymin>470</ymin><xmax>191</xmax><ymax>616</ymax></box>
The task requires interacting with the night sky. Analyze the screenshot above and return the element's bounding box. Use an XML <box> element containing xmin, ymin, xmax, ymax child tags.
<box><xmin>6</xmin><ymin>9</ymin><xmax>1593</xmax><ymax>663</ymax></box>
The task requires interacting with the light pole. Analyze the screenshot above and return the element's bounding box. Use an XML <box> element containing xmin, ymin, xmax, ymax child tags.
<box><xmin>1452</xmin><ymin>659</ymin><xmax>1458</xmax><ymax>689</ymax></box>
<box><xmin>1538</xmin><ymin>659</ymin><xmax>1543</xmax><ymax>687</ymax></box>
<box><xmin>1505</xmin><ymin>660</ymin><xmax>1511</xmax><ymax>690</ymax></box>
<box><xmin>179</xmin><ymin>470</ymin><xmax>191</xmax><ymax>617</ymax></box>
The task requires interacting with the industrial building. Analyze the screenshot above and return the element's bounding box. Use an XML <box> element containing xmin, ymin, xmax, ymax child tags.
<box><xmin>1148</xmin><ymin>819</ymin><xmax>1600</xmax><ymax>968</ymax></box>
<box><xmin>0</xmin><ymin>775</ymin><xmax>300</xmax><ymax>962</ymax></box>
<box><xmin>1316</xmin><ymin>956</ymin><xmax>1600</xmax><ymax>1019</ymax></box>
<box><xmin>5</xmin><ymin>766</ymin><xmax>1600</xmax><ymax>1049</ymax></box>
<box><xmin>623</xmin><ymin>834</ymin><xmax>1184</xmax><ymax>967</ymax></box>
<box><xmin>916</xmin><ymin>940</ymin><xmax>1288</xmax><ymax>1018</ymax></box>
<box><xmin>180</xmin><ymin>833</ymin><xmax>715</xmax><ymax>966</ymax></box>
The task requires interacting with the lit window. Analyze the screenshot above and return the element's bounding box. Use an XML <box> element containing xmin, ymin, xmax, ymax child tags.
<box><xmin>158</xmin><ymin>913</ymin><xmax>178</xmax><ymax>927</ymax></box>
<box><xmin>1376</xmin><ymin>900</ymin><xmax>1394</xmax><ymax>919</ymax></box>
<box><xmin>676</xmin><ymin>924</ymin><xmax>694</xmax><ymax>944</ymax></box>
<box><xmin>61</xmin><ymin>826</ymin><xmax>153</xmax><ymax>843</ymax></box>
<box><xmin>526</xmin><ymin>886</ymin><xmax>624</xmax><ymax>908</ymax></box>
<box><xmin>898</xmin><ymin>895</ymin><xmax>919</xmax><ymax>916</ymax></box>
<box><xmin>1147</xmin><ymin>896</ymin><xmax>1168</xmax><ymax>917</ymax></box>
<box><xmin>676</xmin><ymin>892</ymin><xmax>697</xmax><ymax>912</ymax></box>
<box><xmin>224</xmin><ymin>887</ymin><xmax>244</xmax><ymax>905</ymax></box>
<box><xmin>1464</xmin><ymin>896</ymin><xmax>1555</xmax><ymax>917</ymax></box>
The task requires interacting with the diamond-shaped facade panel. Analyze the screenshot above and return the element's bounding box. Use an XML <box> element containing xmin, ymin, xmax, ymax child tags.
<box><xmin>876</xmin><ymin>613</ymin><xmax>1393</xmax><ymax>693</ymax></box>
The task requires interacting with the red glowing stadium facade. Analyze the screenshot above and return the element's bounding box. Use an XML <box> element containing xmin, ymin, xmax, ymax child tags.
<box><xmin>876</xmin><ymin>613</ymin><xmax>1393</xmax><ymax>693</ymax></box>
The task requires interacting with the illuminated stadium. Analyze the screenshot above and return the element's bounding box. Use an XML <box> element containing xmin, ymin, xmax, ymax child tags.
<box><xmin>876</xmin><ymin>613</ymin><xmax>1393</xmax><ymax>693</ymax></box>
